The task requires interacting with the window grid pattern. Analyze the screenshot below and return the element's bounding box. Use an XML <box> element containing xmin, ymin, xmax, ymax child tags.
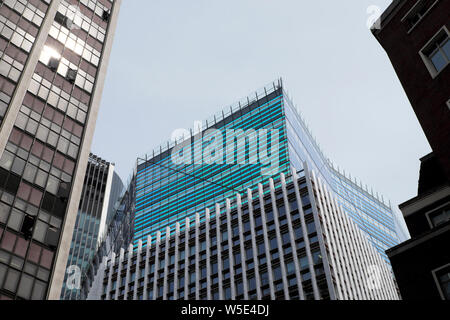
<box><xmin>0</xmin><ymin>0</ymin><xmax>119</xmax><ymax>300</ymax></box>
<box><xmin>88</xmin><ymin>168</ymin><xmax>399</xmax><ymax>301</ymax></box>
<box><xmin>134</xmin><ymin>86</ymin><xmax>290</xmax><ymax>248</ymax></box>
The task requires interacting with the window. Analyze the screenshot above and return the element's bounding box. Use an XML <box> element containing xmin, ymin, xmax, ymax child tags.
<box><xmin>66</xmin><ymin>69</ymin><xmax>77</xmax><ymax>83</ymax></box>
<box><xmin>260</xmin><ymin>271</ymin><xmax>269</xmax><ymax>286</ymax></box>
<box><xmin>402</xmin><ymin>0</ymin><xmax>438</xmax><ymax>31</ymax></box>
<box><xmin>281</xmin><ymin>231</ymin><xmax>290</xmax><ymax>244</ymax></box>
<box><xmin>224</xmin><ymin>286</ymin><xmax>231</xmax><ymax>299</ymax></box>
<box><xmin>223</xmin><ymin>257</ymin><xmax>229</xmax><ymax>269</ymax></box>
<box><xmin>433</xmin><ymin>265</ymin><xmax>450</xmax><ymax>300</ymax></box>
<box><xmin>221</xmin><ymin>230</ymin><xmax>228</xmax><ymax>242</ymax></box>
<box><xmin>248</xmin><ymin>276</ymin><xmax>256</xmax><ymax>291</ymax></box>
<box><xmin>273</xmin><ymin>265</ymin><xmax>282</xmax><ymax>281</ymax></box>
<box><xmin>245</xmin><ymin>247</ymin><xmax>253</xmax><ymax>260</ymax></box>
<box><xmin>235</xmin><ymin>280</ymin><xmax>243</xmax><ymax>296</ymax></box>
<box><xmin>211</xmin><ymin>262</ymin><xmax>218</xmax><ymax>274</ymax></box>
<box><xmin>102</xmin><ymin>10</ymin><xmax>110</xmax><ymax>22</ymax></box>
<box><xmin>234</xmin><ymin>253</ymin><xmax>241</xmax><ymax>265</ymax></box>
<box><xmin>299</xmin><ymin>256</ymin><xmax>309</xmax><ymax>270</ymax></box>
<box><xmin>179</xmin><ymin>276</ymin><xmax>185</xmax><ymax>288</ymax></box>
<box><xmin>307</xmin><ymin>221</ymin><xmax>316</xmax><ymax>234</ymax></box>
<box><xmin>428</xmin><ymin>206</ymin><xmax>450</xmax><ymax>228</ymax></box>
<box><xmin>48</xmin><ymin>57</ymin><xmax>59</xmax><ymax>72</ymax></box>
<box><xmin>312</xmin><ymin>250</ymin><xmax>323</xmax><ymax>265</ymax></box>
<box><xmin>420</xmin><ymin>27</ymin><xmax>450</xmax><ymax>77</ymax></box>
<box><xmin>270</xmin><ymin>237</ymin><xmax>277</xmax><ymax>251</ymax></box>
<box><xmin>286</xmin><ymin>261</ymin><xmax>295</xmax><ymax>275</ymax></box>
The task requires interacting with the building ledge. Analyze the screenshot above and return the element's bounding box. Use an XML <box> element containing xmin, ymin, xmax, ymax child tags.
<box><xmin>386</xmin><ymin>221</ymin><xmax>450</xmax><ymax>257</ymax></box>
<box><xmin>399</xmin><ymin>185</ymin><xmax>450</xmax><ymax>218</ymax></box>
<box><xmin>372</xmin><ymin>0</ymin><xmax>406</xmax><ymax>36</ymax></box>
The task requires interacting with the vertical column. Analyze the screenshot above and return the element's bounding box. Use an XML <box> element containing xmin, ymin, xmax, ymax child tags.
<box><xmin>195</xmin><ymin>213</ymin><xmax>201</xmax><ymax>300</ymax></box>
<box><xmin>281</xmin><ymin>171</ymin><xmax>305</xmax><ymax>300</ymax></box>
<box><xmin>173</xmin><ymin>223</ymin><xmax>180</xmax><ymax>300</ymax></box>
<box><xmin>247</xmin><ymin>189</ymin><xmax>262</xmax><ymax>299</ymax></box>
<box><xmin>225</xmin><ymin>199</ymin><xmax>236</xmax><ymax>300</ymax></box>
<box><xmin>183</xmin><ymin>218</ymin><xmax>190</xmax><ymax>300</ymax></box>
<box><xmin>124</xmin><ymin>244</ymin><xmax>133</xmax><ymax>300</ymax></box>
<box><xmin>205</xmin><ymin>209</ymin><xmax>212</xmax><ymax>300</ymax></box>
<box><xmin>105</xmin><ymin>252</ymin><xmax>115</xmax><ymax>300</ymax></box>
<box><xmin>303</xmin><ymin>165</ymin><xmax>338</xmax><ymax>300</ymax></box>
<box><xmin>215</xmin><ymin>205</ymin><xmax>224</xmax><ymax>300</ymax></box>
<box><xmin>269</xmin><ymin>178</ymin><xmax>290</xmax><ymax>299</ymax></box>
<box><xmin>115</xmin><ymin>248</ymin><xmax>125</xmax><ymax>300</ymax></box>
<box><xmin>93</xmin><ymin>256</ymin><xmax>108</xmax><ymax>300</ymax></box>
<box><xmin>236</xmin><ymin>194</ymin><xmax>249</xmax><ymax>300</ymax></box>
<box><xmin>312</xmin><ymin>176</ymin><xmax>343</xmax><ymax>300</ymax></box>
<box><xmin>152</xmin><ymin>232</ymin><xmax>161</xmax><ymax>300</ymax></box>
<box><xmin>143</xmin><ymin>235</ymin><xmax>152</xmax><ymax>300</ymax></box>
<box><xmin>133</xmin><ymin>240</ymin><xmax>143</xmax><ymax>300</ymax></box>
<box><xmin>258</xmin><ymin>183</ymin><xmax>275</xmax><ymax>300</ymax></box>
<box><xmin>163</xmin><ymin>227</ymin><xmax>170</xmax><ymax>299</ymax></box>
<box><xmin>291</xmin><ymin>170</ymin><xmax>320</xmax><ymax>300</ymax></box>
<box><xmin>321</xmin><ymin>183</ymin><xmax>349</xmax><ymax>299</ymax></box>
<box><xmin>307</xmin><ymin>170</ymin><xmax>337</xmax><ymax>300</ymax></box>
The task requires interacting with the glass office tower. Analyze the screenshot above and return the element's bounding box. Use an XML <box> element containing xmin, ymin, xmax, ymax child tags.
<box><xmin>135</xmin><ymin>80</ymin><xmax>409</xmax><ymax>264</ymax></box>
<box><xmin>82</xmin><ymin>173</ymin><xmax>135</xmax><ymax>299</ymax></box>
<box><xmin>0</xmin><ymin>0</ymin><xmax>121</xmax><ymax>300</ymax></box>
<box><xmin>87</xmin><ymin>168</ymin><xmax>399</xmax><ymax>300</ymax></box>
<box><xmin>60</xmin><ymin>153</ymin><xmax>123</xmax><ymax>300</ymax></box>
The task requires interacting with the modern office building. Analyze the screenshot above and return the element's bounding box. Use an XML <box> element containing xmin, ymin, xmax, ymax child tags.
<box><xmin>82</xmin><ymin>172</ymin><xmax>135</xmax><ymax>300</ymax></box>
<box><xmin>134</xmin><ymin>80</ymin><xmax>409</xmax><ymax>265</ymax></box>
<box><xmin>60</xmin><ymin>153</ymin><xmax>123</xmax><ymax>300</ymax></box>
<box><xmin>0</xmin><ymin>0</ymin><xmax>121</xmax><ymax>300</ymax></box>
<box><xmin>87</xmin><ymin>167</ymin><xmax>399</xmax><ymax>300</ymax></box>
<box><xmin>373</xmin><ymin>0</ymin><xmax>450</xmax><ymax>300</ymax></box>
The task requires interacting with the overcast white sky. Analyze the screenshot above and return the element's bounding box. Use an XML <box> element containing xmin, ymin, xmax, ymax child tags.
<box><xmin>91</xmin><ymin>0</ymin><xmax>431</xmax><ymax>207</ymax></box>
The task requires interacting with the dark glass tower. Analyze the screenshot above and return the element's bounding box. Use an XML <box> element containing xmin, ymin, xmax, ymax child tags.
<box><xmin>60</xmin><ymin>153</ymin><xmax>123</xmax><ymax>300</ymax></box>
<box><xmin>0</xmin><ymin>0</ymin><xmax>121</xmax><ymax>300</ymax></box>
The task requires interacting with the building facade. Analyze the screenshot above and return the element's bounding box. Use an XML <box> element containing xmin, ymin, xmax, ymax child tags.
<box><xmin>60</xmin><ymin>153</ymin><xmax>123</xmax><ymax>300</ymax></box>
<box><xmin>387</xmin><ymin>153</ymin><xmax>449</xmax><ymax>299</ymax></box>
<box><xmin>81</xmin><ymin>171</ymin><xmax>135</xmax><ymax>300</ymax></box>
<box><xmin>373</xmin><ymin>0</ymin><xmax>450</xmax><ymax>300</ymax></box>
<box><xmin>88</xmin><ymin>167</ymin><xmax>399</xmax><ymax>301</ymax></box>
<box><xmin>372</xmin><ymin>0</ymin><xmax>450</xmax><ymax>180</ymax></box>
<box><xmin>134</xmin><ymin>80</ymin><xmax>408</xmax><ymax>264</ymax></box>
<box><xmin>0</xmin><ymin>0</ymin><xmax>121</xmax><ymax>300</ymax></box>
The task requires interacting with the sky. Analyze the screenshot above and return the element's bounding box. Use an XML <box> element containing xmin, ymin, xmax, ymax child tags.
<box><xmin>91</xmin><ymin>0</ymin><xmax>431</xmax><ymax>207</ymax></box>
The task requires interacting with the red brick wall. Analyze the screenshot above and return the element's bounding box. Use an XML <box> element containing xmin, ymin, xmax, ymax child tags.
<box><xmin>375</xmin><ymin>0</ymin><xmax>450</xmax><ymax>181</ymax></box>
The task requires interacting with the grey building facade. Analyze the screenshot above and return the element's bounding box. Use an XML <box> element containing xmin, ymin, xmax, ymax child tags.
<box><xmin>0</xmin><ymin>0</ymin><xmax>121</xmax><ymax>300</ymax></box>
<box><xmin>87</xmin><ymin>166</ymin><xmax>399</xmax><ymax>301</ymax></box>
